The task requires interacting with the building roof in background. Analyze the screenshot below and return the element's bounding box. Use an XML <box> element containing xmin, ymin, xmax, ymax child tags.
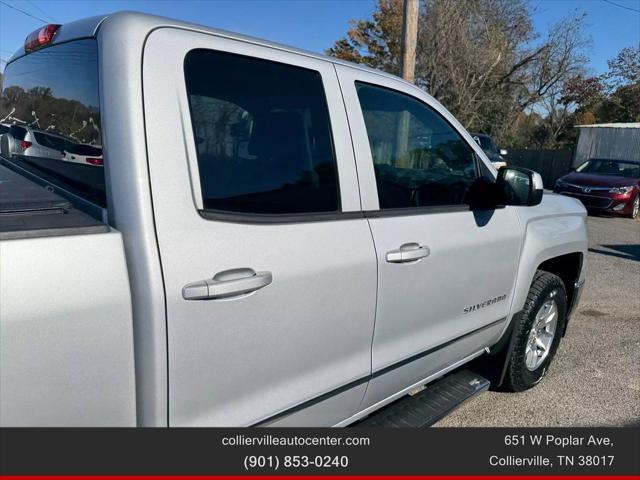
<box><xmin>575</xmin><ymin>123</ymin><xmax>640</xmax><ymax>129</ymax></box>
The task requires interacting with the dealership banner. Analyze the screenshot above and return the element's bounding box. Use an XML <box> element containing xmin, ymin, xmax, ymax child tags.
<box><xmin>1</xmin><ymin>427</ymin><xmax>638</xmax><ymax>476</ymax></box>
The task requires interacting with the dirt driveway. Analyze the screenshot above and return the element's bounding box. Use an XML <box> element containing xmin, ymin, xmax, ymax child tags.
<box><xmin>437</xmin><ymin>215</ymin><xmax>640</xmax><ymax>427</ymax></box>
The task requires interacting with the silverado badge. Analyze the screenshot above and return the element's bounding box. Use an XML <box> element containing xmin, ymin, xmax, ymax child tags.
<box><xmin>464</xmin><ymin>294</ymin><xmax>507</xmax><ymax>314</ymax></box>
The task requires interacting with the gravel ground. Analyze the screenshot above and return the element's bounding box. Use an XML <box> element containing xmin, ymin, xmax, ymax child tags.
<box><xmin>437</xmin><ymin>214</ymin><xmax>640</xmax><ymax>427</ymax></box>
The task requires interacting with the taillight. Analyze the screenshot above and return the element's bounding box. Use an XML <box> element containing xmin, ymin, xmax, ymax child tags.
<box><xmin>24</xmin><ymin>24</ymin><xmax>61</xmax><ymax>52</ymax></box>
<box><xmin>20</xmin><ymin>140</ymin><xmax>32</xmax><ymax>150</ymax></box>
<box><xmin>85</xmin><ymin>157</ymin><xmax>103</xmax><ymax>166</ymax></box>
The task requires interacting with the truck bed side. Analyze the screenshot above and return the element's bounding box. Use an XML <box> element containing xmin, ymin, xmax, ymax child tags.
<box><xmin>0</xmin><ymin>163</ymin><xmax>136</xmax><ymax>426</ymax></box>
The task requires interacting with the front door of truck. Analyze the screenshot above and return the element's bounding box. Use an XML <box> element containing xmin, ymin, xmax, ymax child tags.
<box><xmin>336</xmin><ymin>65</ymin><xmax>522</xmax><ymax>411</ymax></box>
<box><xmin>143</xmin><ymin>29</ymin><xmax>377</xmax><ymax>426</ymax></box>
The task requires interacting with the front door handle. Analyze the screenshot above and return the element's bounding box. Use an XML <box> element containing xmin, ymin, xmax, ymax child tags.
<box><xmin>386</xmin><ymin>243</ymin><xmax>430</xmax><ymax>263</ymax></box>
<box><xmin>183</xmin><ymin>268</ymin><xmax>273</xmax><ymax>300</ymax></box>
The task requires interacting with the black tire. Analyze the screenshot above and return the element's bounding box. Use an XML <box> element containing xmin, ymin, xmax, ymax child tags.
<box><xmin>502</xmin><ymin>271</ymin><xmax>567</xmax><ymax>392</ymax></box>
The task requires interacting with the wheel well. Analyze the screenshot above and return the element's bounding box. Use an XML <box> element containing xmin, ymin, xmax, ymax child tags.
<box><xmin>538</xmin><ymin>252</ymin><xmax>583</xmax><ymax>308</ymax></box>
<box><xmin>471</xmin><ymin>253</ymin><xmax>583</xmax><ymax>389</ymax></box>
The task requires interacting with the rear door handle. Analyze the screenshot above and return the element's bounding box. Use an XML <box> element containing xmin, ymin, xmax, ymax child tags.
<box><xmin>386</xmin><ymin>243</ymin><xmax>430</xmax><ymax>263</ymax></box>
<box><xmin>183</xmin><ymin>268</ymin><xmax>272</xmax><ymax>300</ymax></box>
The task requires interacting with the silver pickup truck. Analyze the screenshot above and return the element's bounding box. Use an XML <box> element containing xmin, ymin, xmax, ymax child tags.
<box><xmin>0</xmin><ymin>12</ymin><xmax>587</xmax><ymax>427</ymax></box>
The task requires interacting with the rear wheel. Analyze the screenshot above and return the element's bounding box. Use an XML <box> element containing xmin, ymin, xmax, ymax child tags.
<box><xmin>502</xmin><ymin>271</ymin><xmax>567</xmax><ymax>392</ymax></box>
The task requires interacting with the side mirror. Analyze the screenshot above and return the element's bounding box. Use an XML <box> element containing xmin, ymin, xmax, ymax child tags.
<box><xmin>499</xmin><ymin>148</ymin><xmax>508</xmax><ymax>156</ymax></box>
<box><xmin>497</xmin><ymin>166</ymin><xmax>543</xmax><ymax>206</ymax></box>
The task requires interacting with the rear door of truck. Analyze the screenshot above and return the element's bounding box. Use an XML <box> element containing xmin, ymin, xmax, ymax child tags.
<box><xmin>143</xmin><ymin>28</ymin><xmax>377</xmax><ymax>426</ymax></box>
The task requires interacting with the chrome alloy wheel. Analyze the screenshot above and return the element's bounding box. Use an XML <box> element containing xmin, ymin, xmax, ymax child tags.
<box><xmin>525</xmin><ymin>296</ymin><xmax>558</xmax><ymax>371</ymax></box>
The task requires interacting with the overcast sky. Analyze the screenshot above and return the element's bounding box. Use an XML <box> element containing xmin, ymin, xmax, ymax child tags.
<box><xmin>1</xmin><ymin>0</ymin><xmax>639</xmax><ymax>75</ymax></box>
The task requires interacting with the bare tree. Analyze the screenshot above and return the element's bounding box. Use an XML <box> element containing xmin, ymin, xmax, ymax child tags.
<box><xmin>327</xmin><ymin>0</ymin><xmax>590</xmax><ymax>147</ymax></box>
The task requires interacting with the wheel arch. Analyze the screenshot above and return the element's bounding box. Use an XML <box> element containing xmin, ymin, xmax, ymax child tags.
<box><xmin>537</xmin><ymin>252</ymin><xmax>583</xmax><ymax>318</ymax></box>
<box><xmin>469</xmin><ymin>211</ymin><xmax>587</xmax><ymax>389</ymax></box>
<box><xmin>509</xmin><ymin>211</ymin><xmax>587</xmax><ymax>323</ymax></box>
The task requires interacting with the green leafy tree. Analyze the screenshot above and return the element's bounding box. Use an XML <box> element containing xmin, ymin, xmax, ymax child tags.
<box><xmin>327</xmin><ymin>0</ymin><xmax>403</xmax><ymax>74</ymax></box>
<box><xmin>563</xmin><ymin>47</ymin><xmax>640</xmax><ymax>125</ymax></box>
<box><xmin>604</xmin><ymin>46</ymin><xmax>640</xmax><ymax>89</ymax></box>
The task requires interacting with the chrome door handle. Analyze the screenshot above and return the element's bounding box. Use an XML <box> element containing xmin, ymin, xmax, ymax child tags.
<box><xmin>183</xmin><ymin>268</ymin><xmax>272</xmax><ymax>300</ymax></box>
<box><xmin>386</xmin><ymin>244</ymin><xmax>430</xmax><ymax>263</ymax></box>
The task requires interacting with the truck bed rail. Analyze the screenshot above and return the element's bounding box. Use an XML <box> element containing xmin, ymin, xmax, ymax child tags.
<box><xmin>0</xmin><ymin>162</ymin><xmax>108</xmax><ymax>240</ymax></box>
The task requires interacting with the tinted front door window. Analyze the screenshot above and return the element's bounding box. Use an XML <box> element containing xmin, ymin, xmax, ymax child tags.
<box><xmin>356</xmin><ymin>82</ymin><xmax>478</xmax><ymax>209</ymax></box>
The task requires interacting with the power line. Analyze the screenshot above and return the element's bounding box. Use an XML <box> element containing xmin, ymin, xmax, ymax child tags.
<box><xmin>25</xmin><ymin>0</ymin><xmax>56</xmax><ymax>22</ymax></box>
<box><xmin>0</xmin><ymin>0</ymin><xmax>48</xmax><ymax>23</ymax></box>
<box><xmin>602</xmin><ymin>0</ymin><xmax>640</xmax><ymax>13</ymax></box>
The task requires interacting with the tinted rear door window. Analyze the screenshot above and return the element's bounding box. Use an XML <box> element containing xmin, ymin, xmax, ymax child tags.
<box><xmin>1</xmin><ymin>39</ymin><xmax>105</xmax><ymax>206</ymax></box>
<box><xmin>184</xmin><ymin>49</ymin><xmax>340</xmax><ymax>215</ymax></box>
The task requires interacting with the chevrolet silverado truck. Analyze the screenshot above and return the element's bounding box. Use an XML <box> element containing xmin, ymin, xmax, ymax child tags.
<box><xmin>0</xmin><ymin>12</ymin><xmax>587</xmax><ymax>427</ymax></box>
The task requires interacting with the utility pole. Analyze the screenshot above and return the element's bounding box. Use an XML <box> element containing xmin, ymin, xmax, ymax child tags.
<box><xmin>400</xmin><ymin>0</ymin><xmax>419</xmax><ymax>83</ymax></box>
<box><xmin>396</xmin><ymin>0</ymin><xmax>419</xmax><ymax>167</ymax></box>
